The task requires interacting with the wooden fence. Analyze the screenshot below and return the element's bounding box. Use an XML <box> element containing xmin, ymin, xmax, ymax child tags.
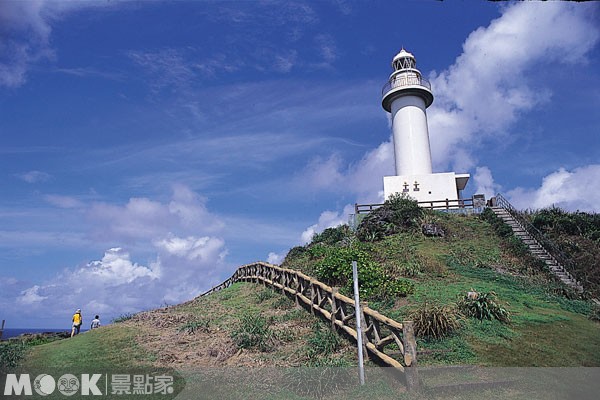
<box><xmin>200</xmin><ymin>261</ymin><xmax>419</xmax><ymax>390</ymax></box>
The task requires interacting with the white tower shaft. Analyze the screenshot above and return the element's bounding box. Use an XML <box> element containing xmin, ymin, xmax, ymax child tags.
<box><xmin>390</xmin><ymin>95</ymin><xmax>433</xmax><ymax>176</ymax></box>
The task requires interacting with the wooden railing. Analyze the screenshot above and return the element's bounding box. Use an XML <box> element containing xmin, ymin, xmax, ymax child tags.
<box><xmin>355</xmin><ymin>197</ymin><xmax>481</xmax><ymax>215</ymax></box>
<box><xmin>200</xmin><ymin>261</ymin><xmax>419</xmax><ymax>390</ymax></box>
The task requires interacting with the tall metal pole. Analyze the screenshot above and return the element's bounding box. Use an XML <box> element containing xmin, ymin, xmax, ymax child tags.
<box><xmin>352</xmin><ymin>261</ymin><xmax>365</xmax><ymax>385</ymax></box>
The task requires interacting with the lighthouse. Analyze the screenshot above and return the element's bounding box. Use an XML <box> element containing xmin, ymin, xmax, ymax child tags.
<box><xmin>381</xmin><ymin>49</ymin><xmax>469</xmax><ymax>203</ymax></box>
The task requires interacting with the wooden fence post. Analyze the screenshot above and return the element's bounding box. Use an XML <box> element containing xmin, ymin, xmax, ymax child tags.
<box><xmin>402</xmin><ymin>320</ymin><xmax>420</xmax><ymax>392</ymax></box>
<box><xmin>330</xmin><ymin>289</ymin><xmax>338</xmax><ymax>331</ymax></box>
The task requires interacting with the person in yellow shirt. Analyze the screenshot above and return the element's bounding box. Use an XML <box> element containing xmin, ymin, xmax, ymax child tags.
<box><xmin>71</xmin><ymin>309</ymin><xmax>82</xmax><ymax>337</ymax></box>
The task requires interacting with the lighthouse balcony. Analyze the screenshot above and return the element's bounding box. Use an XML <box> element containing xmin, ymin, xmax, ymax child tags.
<box><xmin>382</xmin><ymin>75</ymin><xmax>431</xmax><ymax>95</ymax></box>
<box><xmin>381</xmin><ymin>75</ymin><xmax>434</xmax><ymax>112</ymax></box>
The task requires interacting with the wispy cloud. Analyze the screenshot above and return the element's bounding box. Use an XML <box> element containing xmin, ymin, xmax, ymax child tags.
<box><xmin>54</xmin><ymin>67</ymin><xmax>123</xmax><ymax>80</ymax></box>
<box><xmin>15</xmin><ymin>170</ymin><xmax>52</xmax><ymax>183</ymax></box>
<box><xmin>0</xmin><ymin>0</ymin><xmax>117</xmax><ymax>87</ymax></box>
<box><xmin>43</xmin><ymin>194</ymin><xmax>84</xmax><ymax>209</ymax></box>
<box><xmin>128</xmin><ymin>48</ymin><xmax>196</xmax><ymax>92</ymax></box>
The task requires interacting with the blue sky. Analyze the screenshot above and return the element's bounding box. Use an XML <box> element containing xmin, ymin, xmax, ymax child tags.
<box><xmin>1</xmin><ymin>1</ymin><xmax>599</xmax><ymax>328</ymax></box>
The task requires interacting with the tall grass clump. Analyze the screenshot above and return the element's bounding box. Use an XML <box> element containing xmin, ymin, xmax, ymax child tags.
<box><xmin>306</xmin><ymin>322</ymin><xmax>342</xmax><ymax>357</ymax></box>
<box><xmin>231</xmin><ymin>313</ymin><xmax>274</xmax><ymax>352</ymax></box>
<box><xmin>410</xmin><ymin>303</ymin><xmax>462</xmax><ymax>339</ymax></box>
<box><xmin>458</xmin><ymin>291</ymin><xmax>510</xmax><ymax>323</ymax></box>
<box><xmin>178</xmin><ymin>318</ymin><xmax>210</xmax><ymax>335</ymax></box>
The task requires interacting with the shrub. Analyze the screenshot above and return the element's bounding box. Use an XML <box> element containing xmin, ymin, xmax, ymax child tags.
<box><xmin>0</xmin><ymin>342</ymin><xmax>26</xmax><ymax>372</ymax></box>
<box><xmin>410</xmin><ymin>303</ymin><xmax>462</xmax><ymax>339</ymax></box>
<box><xmin>282</xmin><ymin>246</ymin><xmax>307</xmax><ymax>264</ymax></box>
<box><xmin>457</xmin><ymin>291</ymin><xmax>510</xmax><ymax>323</ymax></box>
<box><xmin>357</xmin><ymin>194</ymin><xmax>423</xmax><ymax>242</ymax></box>
<box><xmin>311</xmin><ymin>225</ymin><xmax>354</xmax><ymax>246</ymax></box>
<box><xmin>231</xmin><ymin>313</ymin><xmax>274</xmax><ymax>352</ymax></box>
<box><xmin>313</xmin><ymin>246</ymin><xmax>413</xmax><ymax>300</ymax></box>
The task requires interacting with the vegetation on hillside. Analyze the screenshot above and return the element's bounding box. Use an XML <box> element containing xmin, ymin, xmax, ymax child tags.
<box><xmin>526</xmin><ymin>207</ymin><xmax>600</xmax><ymax>297</ymax></box>
<box><xmin>281</xmin><ymin>196</ymin><xmax>600</xmax><ymax>366</ymax></box>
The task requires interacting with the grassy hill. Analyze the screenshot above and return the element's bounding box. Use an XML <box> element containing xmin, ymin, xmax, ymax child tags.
<box><xmin>4</xmin><ymin>197</ymin><xmax>600</xmax><ymax>397</ymax></box>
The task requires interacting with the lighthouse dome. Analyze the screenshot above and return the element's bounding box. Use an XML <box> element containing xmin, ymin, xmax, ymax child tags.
<box><xmin>392</xmin><ymin>48</ymin><xmax>414</xmax><ymax>62</ymax></box>
<box><xmin>391</xmin><ymin>48</ymin><xmax>416</xmax><ymax>71</ymax></box>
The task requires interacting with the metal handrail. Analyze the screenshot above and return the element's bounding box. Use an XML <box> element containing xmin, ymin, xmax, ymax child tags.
<box><xmin>355</xmin><ymin>197</ymin><xmax>477</xmax><ymax>215</ymax></box>
<box><xmin>382</xmin><ymin>75</ymin><xmax>431</xmax><ymax>96</ymax></box>
<box><xmin>495</xmin><ymin>194</ymin><xmax>582</xmax><ymax>287</ymax></box>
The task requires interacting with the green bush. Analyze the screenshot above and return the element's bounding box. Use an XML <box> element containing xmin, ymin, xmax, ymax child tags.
<box><xmin>231</xmin><ymin>313</ymin><xmax>274</xmax><ymax>352</ymax></box>
<box><xmin>313</xmin><ymin>246</ymin><xmax>413</xmax><ymax>300</ymax></box>
<box><xmin>311</xmin><ymin>225</ymin><xmax>354</xmax><ymax>246</ymax></box>
<box><xmin>357</xmin><ymin>194</ymin><xmax>423</xmax><ymax>242</ymax></box>
<box><xmin>457</xmin><ymin>291</ymin><xmax>510</xmax><ymax>323</ymax></box>
<box><xmin>410</xmin><ymin>303</ymin><xmax>462</xmax><ymax>339</ymax></box>
<box><xmin>282</xmin><ymin>245</ymin><xmax>307</xmax><ymax>263</ymax></box>
<box><xmin>0</xmin><ymin>342</ymin><xmax>26</xmax><ymax>371</ymax></box>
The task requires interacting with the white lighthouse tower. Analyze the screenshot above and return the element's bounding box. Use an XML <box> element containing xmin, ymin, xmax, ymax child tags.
<box><xmin>382</xmin><ymin>49</ymin><xmax>469</xmax><ymax>203</ymax></box>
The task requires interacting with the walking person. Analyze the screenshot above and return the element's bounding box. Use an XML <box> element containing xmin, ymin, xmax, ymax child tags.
<box><xmin>90</xmin><ymin>315</ymin><xmax>101</xmax><ymax>330</ymax></box>
<box><xmin>71</xmin><ymin>309</ymin><xmax>82</xmax><ymax>337</ymax></box>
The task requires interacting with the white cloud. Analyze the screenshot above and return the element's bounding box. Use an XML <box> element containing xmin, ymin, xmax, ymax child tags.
<box><xmin>154</xmin><ymin>235</ymin><xmax>226</xmax><ymax>262</ymax></box>
<box><xmin>472</xmin><ymin>166</ymin><xmax>502</xmax><ymax>199</ymax></box>
<box><xmin>85</xmin><ymin>247</ymin><xmax>160</xmax><ymax>284</ymax></box>
<box><xmin>427</xmin><ymin>1</ymin><xmax>599</xmax><ymax>172</ymax></box>
<box><xmin>507</xmin><ymin>165</ymin><xmax>600</xmax><ymax>212</ymax></box>
<box><xmin>17</xmin><ymin>285</ymin><xmax>47</xmax><ymax>305</ymax></box>
<box><xmin>293</xmin><ymin>139</ymin><xmax>393</xmax><ymax>203</ymax></box>
<box><xmin>16</xmin><ymin>170</ymin><xmax>52</xmax><ymax>183</ymax></box>
<box><xmin>88</xmin><ymin>184</ymin><xmax>224</xmax><ymax>243</ymax></box>
<box><xmin>267</xmin><ymin>252</ymin><xmax>284</xmax><ymax>265</ymax></box>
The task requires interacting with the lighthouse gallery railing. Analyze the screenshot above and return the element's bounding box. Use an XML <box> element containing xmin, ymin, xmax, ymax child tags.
<box><xmin>382</xmin><ymin>75</ymin><xmax>431</xmax><ymax>96</ymax></box>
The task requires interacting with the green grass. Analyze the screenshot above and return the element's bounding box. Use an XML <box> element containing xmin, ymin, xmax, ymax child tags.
<box><xmin>22</xmin><ymin>325</ymin><xmax>153</xmax><ymax>370</ymax></box>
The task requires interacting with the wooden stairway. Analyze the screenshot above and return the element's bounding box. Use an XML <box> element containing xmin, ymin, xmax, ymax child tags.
<box><xmin>491</xmin><ymin>206</ymin><xmax>583</xmax><ymax>292</ymax></box>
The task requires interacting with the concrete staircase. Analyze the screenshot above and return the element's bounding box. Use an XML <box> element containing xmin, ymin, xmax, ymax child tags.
<box><xmin>491</xmin><ymin>206</ymin><xmax>583</xmax><ymax>293</ymax></box>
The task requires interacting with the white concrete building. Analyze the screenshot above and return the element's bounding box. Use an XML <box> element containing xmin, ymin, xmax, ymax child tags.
<box><xmin>381</xmin><ymin>49</ymin><xmax>469</xmax><ymax>203</ymax></box>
